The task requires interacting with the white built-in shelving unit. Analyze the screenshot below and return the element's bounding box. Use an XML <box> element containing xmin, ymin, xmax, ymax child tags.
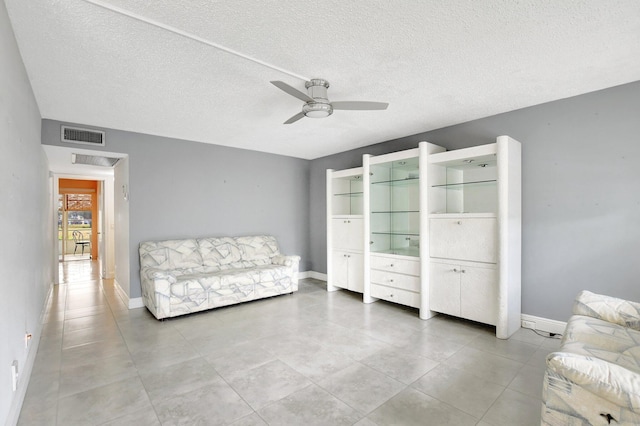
<box><xmin>427</xmin><ymin>136</ymin><xmax>521</xmax><ymax>338</ymax></box>
<box><xmin>326</xmin><ymin>136</ymin><xmax>521</xmax><ymax>338</ymax></box>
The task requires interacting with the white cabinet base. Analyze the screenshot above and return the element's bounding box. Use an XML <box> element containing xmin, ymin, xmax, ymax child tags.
<box><xmin>330</xmin><ymin>250</ymin><xmax>363</xmax><ymax>293</ymax></box>
<box><xmin>429</xmin><ymin>261</ymin><xmax>498</xmax><ymax>326</ymax></box>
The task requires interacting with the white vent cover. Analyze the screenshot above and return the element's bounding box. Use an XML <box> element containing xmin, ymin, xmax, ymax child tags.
<box><xmin>71</xmin><ymin>153</ymin><xmax>120</xmax><ymax>167</ymax></box>
<box><xmin>61</xmin><ymin>126</ymin><xmax>105</xmax><ymax>146</ymax></box>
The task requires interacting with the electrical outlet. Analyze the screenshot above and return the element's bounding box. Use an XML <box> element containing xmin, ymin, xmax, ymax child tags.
<box><xmin>11</xmin><ymin>361</ymin><xmax>19</xmax><ymax>392</ymax></box>
<box><xmin>522</xmin><ymin>320</ymin><xmax>536</xmax><ymax>329</ymax></box>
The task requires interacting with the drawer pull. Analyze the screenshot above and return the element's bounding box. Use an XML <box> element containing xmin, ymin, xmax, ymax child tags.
<box><xmin>389</xmin><ymin>279</ymin><xmax>394</xmax><ymax>283</ymax></box>
<box><xmin>460</xmin><ymin>269</ymin><xmax>466</xmax><ymax>273</ymax></box>
<box><xmin>453</xmin><ymin>268</ymin><xmax>458</xmax><ymax>273</ymax></box>
<box><xmin>389</xmin><ymin>294</ymin><xmax>394</xmax><ymax>298</ymax></box>
<box><xmin>390</xmin><ymin>264</ymin><xmax>394</xmax><ymax>267</ymax></box>
<box><xmin>457</xmin><ymin>221</ymin><xmax>462</xmax><ymax>225</ymax></box>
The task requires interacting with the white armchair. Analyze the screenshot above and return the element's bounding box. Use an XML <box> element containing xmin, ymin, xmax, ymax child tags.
<box><xmin>542</xmin><ymin>290</ymin><xmax>640</xmax><ymax>425</ymax></box>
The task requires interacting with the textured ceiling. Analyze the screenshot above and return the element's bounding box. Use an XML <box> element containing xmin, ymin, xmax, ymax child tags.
<box><xmin>6</xmin><ymin>1</ymin><xmax>640</xmax><ymax>159</ymax></box>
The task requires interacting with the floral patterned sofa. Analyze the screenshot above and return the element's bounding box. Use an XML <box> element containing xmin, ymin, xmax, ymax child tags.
<box><xmin>139</xmin><ymin>235</ymin><xmax>300</xmax><ymax>319</ymax></box>
<box><xmin>542</xmin><ymin>290</ymin><xmax>640</xmax><ymax>425</ymax></box>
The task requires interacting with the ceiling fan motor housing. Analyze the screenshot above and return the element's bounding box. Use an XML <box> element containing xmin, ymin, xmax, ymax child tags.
<box><xmin>304</xmin><ymin>79</ymin><xmax>333</xmax><ymax>118</ymax></box>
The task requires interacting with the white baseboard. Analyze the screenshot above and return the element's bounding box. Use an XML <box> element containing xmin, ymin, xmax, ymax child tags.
<box><xmin>128</xmin><ymin>297</ymin><xmax>144</xmax><ymax>309</ymax></box>
<box><xmin>300</xmin><ymin>271</ymin><xmax>327</xmax><ymax>281</ymax></box>
<box><xmin>113</xmin><ymin>279</ymin><xmax>144</xmax><ymax>309</ymax></box>
<box><xmin>521</xmin><ymin>313</ymin><xmax>567</xmax><ymax>335</ymax></box>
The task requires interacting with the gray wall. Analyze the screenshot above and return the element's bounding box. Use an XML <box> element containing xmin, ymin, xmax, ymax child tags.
<box><xmin>310</xmin><ymin>81</ymin><xmax>640</xmax><ymax>322</ymax></box>
<box><xmin>0</xmin><ymin>2</ymin><xmax>53</xmax><ymax>423</ymax></box>
<box><xmin>41</xmin><ymin>121</ymin><xmax>311</xmax><ymax>299</ymax></box>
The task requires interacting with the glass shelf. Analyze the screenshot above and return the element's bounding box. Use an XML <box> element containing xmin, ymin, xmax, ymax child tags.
<box><xmin>369</xmin><ymin>156</ymin><xmax>420</xmax><ymax>258</ymax></box>
<box><xmin>431</xmin><ymin>179</ymin><xmax>496</xmax><ymax>189</ymax></box>
<box><xmin>371</xmin><ymin>231</ymin><xmax>419</xmax><ymax>236</ymax></box>
<box><xmin>371</xmin><ymin>177</ymin><xmax>419</xmax><ymax>186</ymax></box>
<box><xmin>371</xmin><ymin>210</ymin><xmax>419</xmax><ymax>214</ymax></box>
<box><xmin>333</xmin><ymin>192</ymin><xmax>364</xmax><ymax>197</ymax></box>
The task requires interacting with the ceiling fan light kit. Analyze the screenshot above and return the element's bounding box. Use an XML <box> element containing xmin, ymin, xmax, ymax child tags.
<box><xmin>303</xmin><ymin>79</ymin><xmax>332</xmax><ymax>118</ymax></box>
<box><xmin>271</xmin><ymin>79</ymin><xmax>389</xmax><ymax>124</ymax></box>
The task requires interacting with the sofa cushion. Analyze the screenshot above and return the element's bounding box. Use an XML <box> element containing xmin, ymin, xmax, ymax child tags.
<box><xmin>176</xmin><ymin>267</ymin><xmax>260</xmax><ymax>290</ymax></box>
<box><xmin>561</xmin><ymin>315</ymin><xmax>640</xmax><ymax>374</ymax></box>
<box><xmin>198</xmin><ymin>237</ymin><xmax>242</xmax><ymax>269</ymax></box>
<box><xmin>140</xmin><ymin>239</ymin><xmax>203</xmax><ymax>270</ymax></box>
<box><xmin>235</xmin><ymin>235</ymin><xmax>280</xmax><ymax>266</ymax></box>
<box><xmin>254</xmin><ymin>264</ymin><xmax>291</xmax><ymax>282</ymax></box>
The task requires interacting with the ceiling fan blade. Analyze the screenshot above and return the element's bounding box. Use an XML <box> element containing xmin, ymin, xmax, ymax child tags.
<box><xmin>283</xmin><ymin>112</ymin><xmax>305</xmax><ymax>124</ymax></box>
<box><xmin>332</xmin><ymin>101</ymin><xmax>389</xmax><ymax>111</ymax></box>
<box><xmin>271</xmin><ymin>81</ymin><xmax>314</xmax><ymax>102</ymax></box>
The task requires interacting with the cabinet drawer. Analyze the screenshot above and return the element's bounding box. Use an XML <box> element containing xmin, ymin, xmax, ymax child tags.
<box><xmin>429</xmin><ymin>218</ymin><xmax>497</xmax><ymax>263</ymax></box>
<box><xmin>370</xmin><ymin>255</ymin><xmax>420</xmax><ymax>276</ymax></box>
<box><xmin>370</xmin><ymin>270</ymin><xmax>420</xmax><ymax>292</ymax></box>
<box><xmin>370</xmin><ymin>284</ymin><xmax>420</xmax><ymax>308</ymax></box>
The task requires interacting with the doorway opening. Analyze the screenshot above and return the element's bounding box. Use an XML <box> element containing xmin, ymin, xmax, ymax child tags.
<box><xmin>58</xmin><ymin>179</ymin><xmax>99</xmax><ymax>262</ymax></box>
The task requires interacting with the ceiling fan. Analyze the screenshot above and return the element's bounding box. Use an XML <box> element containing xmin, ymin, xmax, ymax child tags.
<box><xmin>270</xmin><ymin>79</ymin><xmax>389</xmax><ymax>124</ymax></box>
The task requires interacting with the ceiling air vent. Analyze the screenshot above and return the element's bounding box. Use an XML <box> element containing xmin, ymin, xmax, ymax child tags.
<box><xmin>71</xmin><ymin>153</ymin><xmax>120</xmax><ymax>167</ymax></box>
<box><xmin>61</xmin><ymin>126</ymin><xmax>105</xmax><ymax>146</ymax></box>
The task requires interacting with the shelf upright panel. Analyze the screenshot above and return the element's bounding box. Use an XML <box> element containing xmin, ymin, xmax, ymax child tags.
<box><xmin>362</xmin><ymin>154</ymin><xmax>374</xmax><ymax>303</ymax></box>
<box><xmin>326</xmin><ymin>169</ymin><xmax>336</xmax><ymax>291</ymax></box>
<box><xmin>419</xmin><ymin>141</ymin><xmax>447</xmax><ymax>319</ymax></box>
<box><xmin>497</xmin><ymin>135</ymin><xmax>522</xmax><ymax>339</ymax></box>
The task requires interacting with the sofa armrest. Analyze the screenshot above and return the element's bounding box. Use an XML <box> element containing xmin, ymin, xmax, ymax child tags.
<box><xmin>547</xmin><ymin>351</ymin><xmax>640</xmax><ymax>410</ymax></box>
<box><xmin>272</xmin><ymin>255</ymin><xmax>301</xmax><ymax>267</ymax></box>
<box><xmin>272</xmin><ymin>255</ymin><xmax>301</xmax><ymax>288</ymax></box>
<box><xmin>140</xmin><ymin>268</ymin><xmax>176</xmax><ymax>319</ymax></box>
<box><xmin>573</xmin><ymin>290</ymin><xmax>640</xmax><ymax>331</ymax></box>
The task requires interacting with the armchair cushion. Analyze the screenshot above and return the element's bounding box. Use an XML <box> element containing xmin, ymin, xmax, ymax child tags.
<box><xmin>542</xmin><ymin>291</ymin><xmax>640</xmax><ymax>425</ymax></box>
<box><xmin>573</xmin><ymin>290</ymin><xmax>640</xmax><ymax>331</ymax></box>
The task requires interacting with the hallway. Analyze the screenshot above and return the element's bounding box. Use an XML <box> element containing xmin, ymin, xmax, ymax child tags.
<box><xmin>19</xmin><ymin>260</ymin><xmax>134</xmax><ymax>424</ymax></box>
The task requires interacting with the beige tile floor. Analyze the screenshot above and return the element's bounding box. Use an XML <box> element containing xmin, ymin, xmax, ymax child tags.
<box><xmin>18</xmin><ymin>260</ymin><xmax>560</xmax><ymax>425</ymax></box>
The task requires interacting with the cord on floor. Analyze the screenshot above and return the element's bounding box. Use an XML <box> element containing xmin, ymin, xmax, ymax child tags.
<box><xmin>530</xmin><ymin>328</ymin><xmax>563</xmax><ymax>339</ymax></box>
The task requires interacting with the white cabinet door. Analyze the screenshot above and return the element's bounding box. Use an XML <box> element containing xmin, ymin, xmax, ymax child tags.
<box><xmin>332</xmin><ymin>218</ymin><xmax>363</xmax><ymax>252</ymax></box>
<box><xmin>347</xmin><ymin>252</ymin><xmax>364</xmax><ymax>293</ymax></box>
<box><xmin>332</xmin><ymin>219</ymin><xmax>350</xmax><ymax>250</ymax></box>
<box><xmin>461</xmin><ymin>266</ymin><xmax>498</xmax><ymax>325</ymax></box>
<box><xmin>331</xmin><ymin>251</ymin><xmax>349</xmax><ymax>289</ymax></box>
<box><xmin>347</xmin><ymin>218</ymin><xmax>363</xmax><ymax>251</ymax></box>
<box><xmin>429</xmin><ymin>218</ymin><xmax>497</xmax><ymax>263</ymax></box>
<box><xmin>429</xmin><ymin>262</ymin><xmax>461</xmax><ymax>316</ymax></box>
<box><xmin>332</xmin><ymin>250</ymin><xmax>363</xmax><ymax>293</ymax></box>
